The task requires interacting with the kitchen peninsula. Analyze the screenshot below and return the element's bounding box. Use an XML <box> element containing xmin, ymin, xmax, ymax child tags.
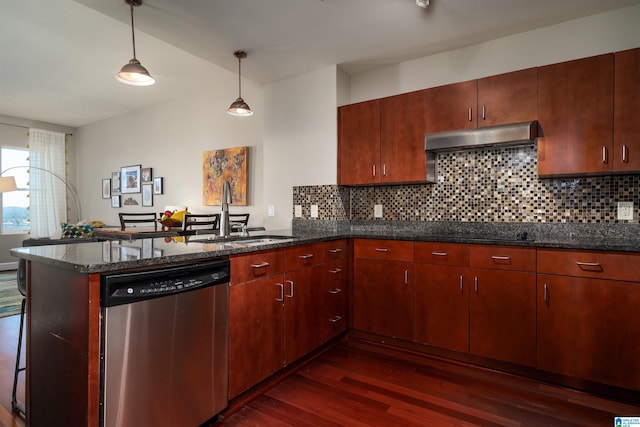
<box><xmin>12</xmin><ymin>223</ymin><xmax>640</xmax><ymax>426</ymax></box>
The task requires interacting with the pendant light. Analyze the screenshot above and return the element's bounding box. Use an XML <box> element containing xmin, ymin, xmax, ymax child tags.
<box><xmin>227</xmin><ymin>50</ymin><xmax>253</xmax><ymax>116</ymax></box>
<box><xmin>116</xmin><ymin>0</ymin><xmax>155</xmax><ymax>86</ymax></box>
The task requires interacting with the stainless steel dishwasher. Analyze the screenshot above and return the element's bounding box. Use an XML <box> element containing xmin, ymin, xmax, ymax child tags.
<box><xmin>100</xmin><ymin>259</ymin><xmax>230</xmax><ymax>427</ymax></box>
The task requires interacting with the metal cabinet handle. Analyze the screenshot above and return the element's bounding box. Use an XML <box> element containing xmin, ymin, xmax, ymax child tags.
<box><xmin>329</xmin><ymin>268</ymin><xmax>342</xmax><ymax>274</ymax></box>
<box><xmin>329</xmin><ymin>315</ymin><xmax>342</xmax><ymax>323</ymax></box>
<box><xmin>372</xmin><ymin>164</ymin><xmax>376</xmax><ymax>177</ymax></box>
<box><xmin>459</xmin><ymin>275</ymin><xmax>463</xmax><ymax>291</ymax></box>
<box><xmin>431</xmin><ymin>252</ymin><xmax>448</xmax><ymax>256</ymax></box>
<box><xmin>622</xmin><ymin>145</ymin><xmax>629</xmax><ymax>163</ymax></box>
<box><xmin>285</xmin><ymin>280</ymin><xmax>294</xmax><ymax>298</ymax></box>
<box><xmin>299</xmin><ymin>254</ymin><xmax>314</xmax><ymax>259</ymax></box>
<box><xmin>375</xmin><ymin>248</ymin><xmax>389</xmax><ymax>253</ymax></box>
<box><xmin>474</xmin><ymin>277</ymin><xmax>478</xmax><ymax>293</ymax></box>
<box><xmin>468</xmin><ymin>107</ymin><xmax>472</xmax><ymax>122</ymax></box>
<box><xmin>576</xmin><ymin>261</ymin><xmax>601</xmax><ymax>267</ymax></box>
<box><xmin>543</xmin><ymin>284</ymin><xmax>548</xmax><ymax>304</ymax></box>
<box><xmin>404</xmin><ymin>269</ymin><xmax>409</xmax><ymax>285</ymax></box>
<box><xmin>482</xmin><ymin>104</ymin><xmax>486</xmax><ymax>120</ymax></box>
<box><xmin>383</xmin><ymin>164</ymin><xmax>387</xmax><ymax>176</ymax></box>
<box><xmin>276</xmin><ymin>283</ymin><xmax>284</xmax><ymax>302</ymax></box>
<box><xmin>602</xmin><ymin>146</ymin><xmax>608</xmax><ymax>164</ymax></box>
<box><xmin>329</xmin><ymin>288</ymin><xmax>342</xmax><ymax>294</ymax></box>
<box><xmin>250</xmin><ymin>262</ymin><xmax>270</xmax><ymax>268</ymax></box>
<box><xmin>491</xmin><ymin>256</ymin><xmax>511</xmax><ymax>261</ymax></box>
<box><xmin>329</xmin><ymin>248</ymin><xmax>343</xmax><ymax>254</ymax></box>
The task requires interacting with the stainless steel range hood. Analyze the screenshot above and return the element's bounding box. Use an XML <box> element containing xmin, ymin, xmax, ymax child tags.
<box><xmin>424</xmin><ymin>120</ymin><xmax>538</xmax><ymax>183</ymax></box>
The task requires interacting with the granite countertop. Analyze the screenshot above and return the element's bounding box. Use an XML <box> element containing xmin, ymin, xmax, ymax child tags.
<box><xmin>11</xmin><ymin>222</ymin><xmax>640</xmax><ymax>274</ymax></box>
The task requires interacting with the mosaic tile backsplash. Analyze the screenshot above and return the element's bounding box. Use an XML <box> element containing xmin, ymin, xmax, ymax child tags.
<box><xmin>293</xmin><ymin>143</ymin><xmax>639</xmax><ymax>223</ymax></box>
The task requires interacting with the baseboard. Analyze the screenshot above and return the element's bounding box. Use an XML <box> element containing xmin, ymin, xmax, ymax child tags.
<box><xmin>0</xmin><ymin>262</ymin><xmax>17</xmax><ymax>271</ymax></box>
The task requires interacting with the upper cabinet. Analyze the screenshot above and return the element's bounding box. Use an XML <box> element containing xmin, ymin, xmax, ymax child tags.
<box><xmin>425</xmin><ymin>68</ymin><xmax>538</xmax><ymax>134</ymax></box>
<box><xmin>537</xmin><ymin>54</ymin><xmax>615</xmax><ymax>176</ymax></box>
<box><xmin>614</xmin><ymin>47</ymin><xmax>640</xmax><ymax>172</ymax></box>
<box><xmin>338</xmin><ymin>90</ymin><xmax>427</xmax><ymax>185</ymax></box>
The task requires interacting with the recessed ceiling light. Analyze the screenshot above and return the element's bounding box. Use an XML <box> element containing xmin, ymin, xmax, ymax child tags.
<box><xmin>416</xmin><ymin>0</ymin><xmax>430</xmax><ymax>8</ymax></box>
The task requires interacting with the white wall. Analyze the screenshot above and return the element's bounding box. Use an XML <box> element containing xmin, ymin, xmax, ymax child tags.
<box><xmin>76</xmin><ymin>75</ymin><xmax>264</xmax><ymax>228</ymax></box>
<box><xmin>262</xmin><ymin>65</ymin><xmax>339</xmax><ymax>229</ymax></box>
<box><xmin>349</xmin><ymin>4</ymin><xmax>640</xmax><ymax>103</ymax></box>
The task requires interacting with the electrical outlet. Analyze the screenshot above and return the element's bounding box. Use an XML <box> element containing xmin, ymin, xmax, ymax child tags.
<box><xmin>310</xmin><ymin>205</ymin><xmax>319</xmax><ymax>218</ymax></box>
<box><xmin>294</xmin><ymin>205</ymin><xmax>302</xmax><ymax>218</ymax></box>
<box><xmin>617</xmin><ymin>201</ymin><xmax>634</xmax><ymax>221</ymax></box>
<box><xmin>267</xmin><ymin>205</ymin><xmax>276</xmax><ymax>217</ymax></box>
<box><xmin>374</xmin><ymin>204</ymin><xmax>383</xmax><ymax>218</ymax></box>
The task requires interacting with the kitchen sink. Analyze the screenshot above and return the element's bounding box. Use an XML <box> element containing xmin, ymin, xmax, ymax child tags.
<box><xmin>193</xmin><ymin>234</ymin><xmax>296</xmax><ymax>247</ymax></box>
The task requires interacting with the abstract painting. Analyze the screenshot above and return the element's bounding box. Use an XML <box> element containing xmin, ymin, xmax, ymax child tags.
<box><xmin>202</xmin><ymin>146</ymin><xmax>248</xmax><ymax>206</ymax></box>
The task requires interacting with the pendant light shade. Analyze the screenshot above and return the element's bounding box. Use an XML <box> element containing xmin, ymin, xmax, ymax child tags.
<box><xmin>227</xmin><ymin>51</ymin><xmax>253</xmax><ymax>116</ymax></box>
<box><xmin>116</xmin><ymin>0</ymin><xmax>155</xmax><ymax>86</ymax></box>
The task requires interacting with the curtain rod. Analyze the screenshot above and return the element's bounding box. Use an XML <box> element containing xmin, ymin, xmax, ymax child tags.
<box><xmin>0</xmin><ymin>121</ymin><xmax>73</xmax><ymax>136</ymax></box>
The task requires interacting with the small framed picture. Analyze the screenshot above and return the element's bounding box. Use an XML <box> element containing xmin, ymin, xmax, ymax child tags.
<box><xmin>111</xmin><ymin>171</ymin><xmax>121</xmax><ymax>193</ymax></box>
<box><xmin>111</xmin><ymin>195</ymin><xmax>121</xmax><ymax>208</ymax></box>
<box><xmin>153</xmin><ymin>177</ymin><xmax>164</xmax><ymax>195</ymax></box>
<box><xmin>121</xmin><ymin>164</ymin><xmax>141</xmax><ymax>194</ymax></box>
<box><xmin>141</xmin><ymin>167</ymin><xmax>153</xmax><ymax>183</ymax></box>
<box><xmin>102</xmin><ymin>179</ymin><xmax>111</xmax><ymax>199</ymax></box>
<box><xmin>142</xmin><ymin>183</ymin><xmax>153</xmax><ymax>207</ymax></box>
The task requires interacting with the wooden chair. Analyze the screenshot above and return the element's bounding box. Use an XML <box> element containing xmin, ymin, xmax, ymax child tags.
<box><xmin>118</xmin><ymin>212</ymin><xmax>158</xmax><ymax>231</ymax></box>
<box><xmin>182</xmin><ymin>213</ymin><xmax>220</xmax><ymax>231</ymax></box>
<box><xmin>229</xmin><ymin>213</ymin><xmax>250</xmax><ymax>232</ymax></box>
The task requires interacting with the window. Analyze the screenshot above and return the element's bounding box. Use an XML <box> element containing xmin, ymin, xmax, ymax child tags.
<box><xmin>1</xmin><ymin>148</ymin><xmax>30</xmax><ymax>234</ymax></box>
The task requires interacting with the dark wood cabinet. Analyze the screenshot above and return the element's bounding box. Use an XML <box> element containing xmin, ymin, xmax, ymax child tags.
<box><xmin>414</xmin><ymin>242</ymin><xmax>470</xmax><ymax>352</ymax></box>
<box><xmin>322</xmin><ymin>240</ymin><xmax>348</xmax><ymax>343</ymax></box>
<box><xmin>338</xmin><ymin>100</ymin><xmax>380</xmax><ymax>185</ymax></box>
<box><xmin>426</xmin><ymin>68</ymin><xmax>537</xmax><ymax>134</ymax></box>
<box><xmin>614</xmin><ymin>47</ymin><xmax>640</xmax><ymax>172</ymax></box>
<box><xmin>469</xmin><ymin>245</ymin><xmax>537</xmax><ymax>367</ymax></box>
<box><xmin>338</xmin><ymin>91</ymin><xmax>427</xmax><ymax>185</ymax></box>
<box><xmin>352</xmin><ymin>239</ymin><xmax>413</xmax><ymax>340</ymax></box>
<box><xmin>537</xmin><ymin>248</ymin><xmax>640</xmax><ymax>391</ymax></box>
<box><xmin>538</xmin><ymin>53</ymin><xmax>614</xmax><ymax>176</ymax></box>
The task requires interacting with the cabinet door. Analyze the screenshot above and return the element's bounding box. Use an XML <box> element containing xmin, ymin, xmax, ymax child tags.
<box><xmin>283</xmin><ymin>264</ymin><xmax>324</xmax><ymax>365</ymax></box>
<box><xmin>538</xmin><ymin>54</ymin><xmax>614</xmax><ymax>176</ymax></box>
<box><xmin>538</xmin><ymin>274</ymin><xmax>640</xmax><ymax>391</ymax></box>
<box><xmin>229</xmin><ymin>275</ymin><xmax>284</xmax><ymax>398</ymax></box>
<box><xmin>614</xmin><ymin>47</ymin><xmax>640</xmax><ymax>172</ymax></box>
<box><xmin>414</xmin><ymin>264</ymin><xmax>469</xmax><ymax>352</ymax></box>
<box><xmin>477</xmin><ymin>68</ymin><xmax>537</xmax><ymax>127</ymax></box>
<box><xmin>352</xmin><ymin>258</ymin><xmax>413</xmax><ymax>340</ymax></box>
<box><xmin>380</xmin><ymin>90</ymin><xmax>427</xmax><ymax>183</ymax></box>
<box><xmin>426</xmin><ymin>80</ymin><xmax>477</xmax><ymax>133</ymax></box>
<box><xmin>469</xmin><ymin>269</ymin><xmax>536</xmax><ymax>367</ymax></box>
<box><xmin>338</xmin><ymin>100</ymin><xmax>380</xmax><ymax>185</ymax></box>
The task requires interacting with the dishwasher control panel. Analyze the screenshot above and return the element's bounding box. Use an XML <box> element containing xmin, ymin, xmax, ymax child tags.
<box><xmin>101</xmin><ymin>259</ymin><xmax>230</xmax><ymax>307</ymax></box>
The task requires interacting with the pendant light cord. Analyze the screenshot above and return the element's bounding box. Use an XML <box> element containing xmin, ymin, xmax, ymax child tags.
<box><xmin>237</xmin><ymin>55</ymin><xmax>242</xmax><ymax>97</ymax></box>
<box><xmin>129</xmin><ymin>2</ymin><xmax>137</xmax><ymax>60</ymax></box>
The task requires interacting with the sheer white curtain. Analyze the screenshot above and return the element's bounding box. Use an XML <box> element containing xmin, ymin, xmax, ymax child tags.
<box><xmin>28</xmin><ymin>128</ymin><xmax>67</xmax><ymax>238</ymax></box>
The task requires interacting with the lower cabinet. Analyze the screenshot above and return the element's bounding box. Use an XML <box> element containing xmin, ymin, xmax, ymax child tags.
<box><xmin>414</xmin><ymin>242</ymin><xmax>469</xmax><ymax>352</ymax></box>
<box><xmin>322</xmin><ymin>240</ymin><xmax>348</xmax><ymax>343</ymax></box>
<box><xmin>537</xmin><ymin>249</ymin><xmax>640</xmax><ymax>391</ymax></box>
<box><xmin>469</xmin><ymin>245</ymin><xmax>537</xmax><ymax>367</ymax></box>
<box><xmin>352</xmin><ymin>239</ymin><xmax>413</xmax><ymax>341</ymax></box>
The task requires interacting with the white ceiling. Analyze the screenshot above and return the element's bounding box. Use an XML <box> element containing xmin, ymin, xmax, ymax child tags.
<box><xmin>1</xmin><ymin>0</ymin><xmax>639</xmax><ymax>128</ymax></box>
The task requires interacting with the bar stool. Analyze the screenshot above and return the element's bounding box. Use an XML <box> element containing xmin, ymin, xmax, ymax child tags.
<box><xmin>12</xmin><ymin>259</ymin><xmax>26</xmax><ymax>415</ymax></box>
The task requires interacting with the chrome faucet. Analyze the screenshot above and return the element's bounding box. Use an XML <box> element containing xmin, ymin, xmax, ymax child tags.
<box><xmin>219</xmin><ymin>180</ymin><xmax>232</xmax><ymax>237</ymax></box>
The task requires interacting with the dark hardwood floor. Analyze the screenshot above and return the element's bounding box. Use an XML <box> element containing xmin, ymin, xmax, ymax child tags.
<box><xmin>0</xmin><ymin>312</ymin><xmax>638</xmax><ymax>426</ymax></box>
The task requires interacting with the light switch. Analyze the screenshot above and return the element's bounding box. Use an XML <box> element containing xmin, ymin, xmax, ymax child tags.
<box><xmin>267</xmin><ymin>205</ymin><xmax>276</xmax><ymax>217</ymax></box>
<box><xmin>617</xmin><ymin>201</ymin><xmax>634</xmax><ymax>221</ymax></box>
<box><xmin>310</xmin><ymin>205</ymin><xmax>319</xmax><ymax>218</ymax></box>
<box><xmin>294</xmin><ymin>205</ymin><xmax>302</xmax><ymax>218</ymax></box>
<box><xmin>374</xmin><ymin>204</ymin><xmax>383</xmax><ymax>218</ymax></box>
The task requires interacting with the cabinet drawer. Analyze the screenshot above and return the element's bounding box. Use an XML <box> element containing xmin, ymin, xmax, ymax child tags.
<box><xmin>325</xmin><ymin>239</ymin><xmax>348</xmax><ymax>269</ymax></box>
<box><xmin>414</xmin><ymin>242</ymin><xmax>469</xmax><ymax>266</ymax></box>
<box><xmin>470</xmin><ymin>245</ymin><xmax>536</xmax><ymax>272</ymax></box>
<box><xmin>354</xmin><ymin>239</ymin><xmax>413</xmax><ymax>261</ymax></box>
<box><xmin>538</xmin><ymin>249</ymin><xmax>640</xmax><ymax>282</ymax></box>
<box><xmin>285</xmin><ymin>243</ymin><xmax>325</xmax><ymax>271</ymax></box>
<box><xmin>230</xmin><ymin>249</ymin><xmax>285</xmax><ymax>285</ymax></box>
